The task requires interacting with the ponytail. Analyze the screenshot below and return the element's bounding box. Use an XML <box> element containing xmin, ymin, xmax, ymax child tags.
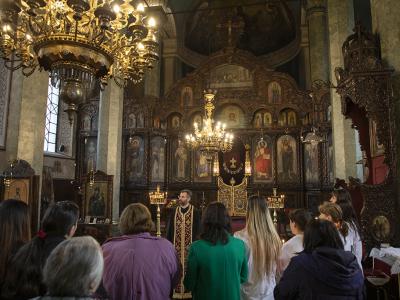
<box><xmin>339</xmin><ymin>221</ymin><xmax>349</xmax><ymax>238</ymax></box>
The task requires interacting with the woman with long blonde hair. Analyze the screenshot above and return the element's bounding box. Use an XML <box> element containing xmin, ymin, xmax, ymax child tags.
<box><xmin>235</xmin><ymin>195</ymin><xmax>282</xmax><ymax>300</ymax></box>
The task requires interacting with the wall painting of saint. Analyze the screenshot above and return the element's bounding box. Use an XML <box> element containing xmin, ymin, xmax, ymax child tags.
<box><xmin>181</xmin><ymin>86</ymin><xmax>193</xmax><ymax>107</ymax></box>
<box><xmin>192</xmin><ymin>113</ymin><xmax>203</xmax><ymax>128</ymax></box>
<box><xmin>126</xmin><ymin>136</ymin><xmax>145</xmax><ymax>182</ymax></box>
<box><xmin>277</xmin><ymin>135</ymin><xmax>298</xmax><ymax>182</ymax></box>
<box><xmin>288</xmin><ymin>110</ymin><xmax>297</xmax><ymax>126</ymax></box>
<box><xmin>171</xmin><ymin>139</ymin><xmax>189</xmax><ymax>181</ymax></box>
<box><xmin>127</xmin><ymin>113</ymin><xmax>136</xmax><ymax>128</ymax></box>
<box><xmin>278</xmin><ymin>110</ymin><xmax>287</xmax><ymax>126</ymax></box>
<box><xmin>268</xmin><ymin>81</ymin><xmax>282</xmax><ymax>104</ymax></box>
<box><xmin>136</xmin><ymin>112</ymin><xmax>144</xmax><ymax>128</ymax></box>
<box><xmin>86</xmin><ymin>183</ymin><xmax>107</xmax><ymax>217</ymax></box>
<box><xmin>81</xmin><ymin>114</ymin><xmax>91</xmax><ymax>131</ymax></box>
<box><xmin>253</xmin><ymin>112</ymin><xmax>262</xmax><ymax>128</ymax></box>
<box><xmin>170</xmin><ymin>115</ymin><xmax>181</xmax><ymax>129</ymax></box>
<box><xmin>194</xmin><ymin>150</ymin><xmax>211</xmax><ymax>182</ymax></box>
<box><xmin>4</xmin><ymin>179</ymin><xmax>30</xmax><ymax>204</ymax></box>
<box><xmin>253</xmin><ymin>136</ymin><xmax>274</xmax><ymax>183</ymax></box>
<box><xmin>219</xmin><ymin>105</ymin><xmax>246</xmax><ymax>129</ymax></box>
<box><xmin>263</xmin><ymin>112</ymin><xmax>272</xmax><ymax>127</ymax></box>
<box><xmin>304</xmin><ymin>143</ymin><xmax>319</xmax><ymax>184</ymax></box>
<box><xmin>85</xmin><ymin>137</ymin><xmax>97</xmax><ymax>174</ymax></box>
<box><xmin>150</xmin><ymin>136</ymin><xmax>165</xmax><ymax>183</ymax></box>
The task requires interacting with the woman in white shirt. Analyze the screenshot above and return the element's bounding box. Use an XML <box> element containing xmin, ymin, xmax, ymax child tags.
<box><xmin>279</xmin><ymin>209</ymin><xmax>312</xmax><ymax>271</ymax></box>
<box><xmin>331</xmin><ymin>190</ymin><xmax>363</xmax><ymax>269</ymax></box>
<box><xmin>235</xmin><ymin>196</ymin><xmax>282</xmax><ymax>300</ymax></box>
<box><xmin>319</xmin><ymin>201</ymin><xmax>363</xmax><ymax>273</ymax></box>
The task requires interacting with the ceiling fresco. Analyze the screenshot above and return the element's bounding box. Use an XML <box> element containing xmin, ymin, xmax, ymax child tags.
<box><xmin>177</xmin><ymin>0</ymin><xmax>298</xmax><ymax>56</ymax></box>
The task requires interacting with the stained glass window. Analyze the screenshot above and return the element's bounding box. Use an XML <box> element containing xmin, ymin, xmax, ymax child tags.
<box><xmin>44</xmin><ymin>79</ymin><xmax>59</xmax><ymax>152</ymax></box>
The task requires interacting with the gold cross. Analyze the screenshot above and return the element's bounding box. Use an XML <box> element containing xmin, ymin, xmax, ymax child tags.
<box><xmin>230</xmin><ymin>157</ymin><xmax>237</xmax><ymax>168</ymax></box>
<box><xmin>216</xmin><ymin>18</ymin><xmax>242</xmax><ymax>47</ymax></box>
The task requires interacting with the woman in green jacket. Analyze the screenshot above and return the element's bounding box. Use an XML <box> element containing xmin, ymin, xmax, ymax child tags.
<box><xmin>184</xmin><ymin>202</ymin><xmax>248</xmax><ymax>300</ymax></box>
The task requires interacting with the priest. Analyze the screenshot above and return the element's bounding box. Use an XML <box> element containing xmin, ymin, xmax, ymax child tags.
<box><xmin>166</xmin><ymin>189</ymin><xmax>201</xmax><ymax>299</ymax></box>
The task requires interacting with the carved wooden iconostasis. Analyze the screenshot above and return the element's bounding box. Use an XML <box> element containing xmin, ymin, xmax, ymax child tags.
<box><xmin>334</xmin><ymin>25</ymin><xmax>399</xmax><ymax>250</ymax></box>
<box><xmin>120</xmin><ymin>48</ymin><xmax>333</xmax><ymax>218</ymax></box>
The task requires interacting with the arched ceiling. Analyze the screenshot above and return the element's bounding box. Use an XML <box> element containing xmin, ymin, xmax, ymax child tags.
<box><xmin>167</xmin><ymin>0</ymin><xmax>300</xmax><ymax>57</ymax></box>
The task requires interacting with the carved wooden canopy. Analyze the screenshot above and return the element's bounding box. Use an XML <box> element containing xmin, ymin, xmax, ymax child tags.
<box><xmin>335</xmin><ymin>24</ymin><xmax>398</xmax><ymax>249</ymax></box>
<box><xmin>335</xmin><ymin>24</ymin><xmax>396</xmax><ymax>177</ymax></box>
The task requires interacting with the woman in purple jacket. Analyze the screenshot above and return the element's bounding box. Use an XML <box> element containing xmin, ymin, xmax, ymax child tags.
<box><xmin>102</xmin><ymin>203</ymin><xmax>180</xmax><ymax>300</ymax></box>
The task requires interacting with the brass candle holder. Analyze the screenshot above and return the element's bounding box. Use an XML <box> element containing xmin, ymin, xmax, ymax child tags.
<box><xmin>88</xmin><ymin>158</ymin><xmax>95</xmax><ymax>188</ymax></box>
<box><xmin>244</xmin><ymin>144</ymin><xmax>252</xmax><ymax>177</ymax></box>
<box><xmin>3</xmin><ymin>160</ymin><xmax>15</xmax><ymax>190</ymax></box>
<box><xmin>149</xmin><ymin>185</ymin><xmax>167</xmax><ymax>237</ymax></box>
<box><xmin>267</xmin><ymin>188</ymin><xmax>285</xmax><ymax>226</ymax></box>
<box><xmin>89</xmin><ymin>168</ymin><xmax>95</xmax><ymax>188</ymax></box>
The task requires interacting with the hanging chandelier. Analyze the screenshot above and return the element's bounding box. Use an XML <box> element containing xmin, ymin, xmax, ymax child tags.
<box><xmin>185</xmin><ymin>90</ymin><xmax>234</xmax><ymax>159</ymax></box>
<box><xmin>0</xmin><ymin>0</ymin><xmax>159</xmax><ymax>122</ymax></box>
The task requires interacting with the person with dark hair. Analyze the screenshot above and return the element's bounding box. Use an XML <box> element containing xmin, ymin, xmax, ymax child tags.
<box><xmin>274</xmin><ymin>219</ymin><xmax>365</xmax><ymax>299</ymax></box>
<box><xmin>184</xmin><ymin>202</ymin><xmax>248</xmax><ymax>300</ymax></box>
<box><xmin>279</xmin><ymin>209</ymin><xmax>312</xmax><ymax>271</ymax></box>
<box><xmin>330</xmin><ymin>188</ymin><xmax>352</xmax><ymax>204</ymax></box>
<box><xmin>332</xmin><ymin>190</ymin><xmax>363</xmax><ymax>269</ymax></box>
<box><xmin>1</xmin><ymin>201</ymin><xmax>79</xmax><ymax>300</ymax></box>
<box><xmin>166</xmin><ymin>189</ymin><xmax>201</xmax><ymax>299</ymax></box>
<box><xmin>31</xmin><ymin>236</ymin><xmax>103</xmax><ymax>300</ymax></box>
<box><xmin>234</xmin><ymin>196</ymin><xmax>281</xmax><ymax>300</ymax></box>
<box><xmin>0</xmin><ymin>200</ymin><xmax>31</xmax><ymax>292</ymax></box>
<box><xmin>102</xmin><ymin>203</ymin><xmax>180</xmax><ymax>300</ymax></box>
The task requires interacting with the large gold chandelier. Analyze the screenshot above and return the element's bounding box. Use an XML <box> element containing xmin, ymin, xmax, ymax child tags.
<box><xmin>185</xmin><ymin>90</ymin><xmax>234</xmax><ymax>159</ymax></box>
<box><xmin>0</xmin><ymin>0</ymin><xmax>159</xmax><ymax>122</ymax></box>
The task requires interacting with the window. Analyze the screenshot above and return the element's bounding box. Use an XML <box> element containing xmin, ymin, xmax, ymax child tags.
<box><xmin>44</xmin><ymin>79</ymin><xmax>60</xmax><ymax>152</ymax></box>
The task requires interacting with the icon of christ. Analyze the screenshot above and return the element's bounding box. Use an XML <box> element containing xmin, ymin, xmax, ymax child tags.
<box><xmin>255</xmin><ymin>139</ymin><xmax>272</xmax><ymax>179</ymax></box>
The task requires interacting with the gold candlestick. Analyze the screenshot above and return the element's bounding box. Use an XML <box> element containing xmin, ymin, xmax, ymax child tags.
<box><xmin>245</xmin><ymin>144</ymin><xmax>252</xmax><ymax>177</ymax></box>
<box><xmin>267</xmin><ymin>188</ymin><xmax>285</xmax><ymax>226</ymax></box>
<box><xmin>88</xmin><ymin>157</ymin><xmax>95</xmax><ymax>188</ymax></box>
<box><xmin>149</xmin><ymin>185</ymin><xmax>167</xmax><ymax>237</ymax></box>
<box><xmin>3</xmin><ymin>160</ymin><xmax>15</xmax><ymax>190</ymax></box>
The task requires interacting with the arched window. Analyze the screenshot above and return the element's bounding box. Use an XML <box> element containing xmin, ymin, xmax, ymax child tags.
<box><xmin>43</xmin><ymin>79</ymin><xmax>60</xmax><ymax>152</ymax></box>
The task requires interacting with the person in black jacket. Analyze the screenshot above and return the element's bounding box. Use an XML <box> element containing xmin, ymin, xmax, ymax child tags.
<box><xmin>274</xmin><ymin>219</ymin><xmax>365</xmax><ymax>300</ymax></box>
<box><xmin>1</xmin><ymin>201</ymin><xmax>79</xmax><ymax>300</ymax></box>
